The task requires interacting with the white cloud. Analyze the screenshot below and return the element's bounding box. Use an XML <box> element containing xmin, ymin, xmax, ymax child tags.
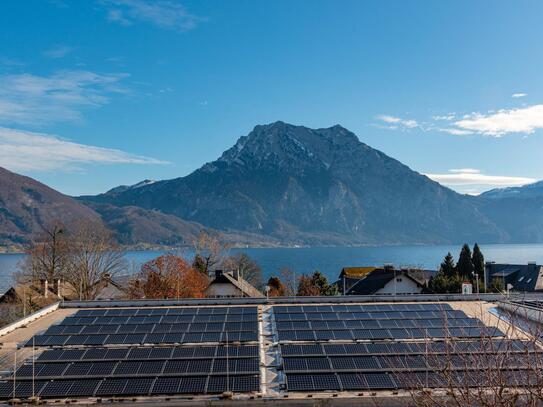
<box><xmin>43</xmin><ymin>45</ymin><xmax>74</xmax><ymax>59</ymax></box>
<box><xmin>512</xmin><ymin>93</ymin><xmax>527</xmax><ymax>98</ymax></box>
<box><xmin>102</xmin><ymin>0</ymin><xmax>201</xmax><ymax>31</ymax></box>
<box><xmin>0</xmin><ymin>127</ymin><xmax>168</xmax><ymax>172</ymax></box>
<box><xmin>425</xmin><ymin>169</ymin><xmax>536</xmax><ymax>194</ymax></box>
<box><xmin>376</xmin><ymin>115</ymin><xmax>419</xmax><ymax>130</ymax></box>
<box><xmin>449</xmin><ymin>168</ymin><xmax>481</xmax><ymax>174</ymax></box>
<box><xmin>454</xmin><ymin>104</ymin><xmax>543</xmax><ymax>136</ymax></box>
<box><xmin>432</xmin><ymin>114</ymin><xmax>456</xmax><ymax>121</ymax></box>
<box><xmin>379</xmin><ymin>102</ymin><xmax>543</xmax><ymax>138</ymax></box>
<box><xmin>438</xmin><ymin>128</ymin><xmax>473</xmax><ymax>136</ymax></box>
<box><xmin>0</xmin><ymin>70</ymin><xmax>128</xmax><ymax>126</ymax></box>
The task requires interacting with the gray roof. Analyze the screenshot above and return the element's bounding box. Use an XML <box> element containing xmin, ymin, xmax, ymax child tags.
<box><xmin>346</xmin><ymin>268</ymin><xmax>431</xmax><ymax>295</ymax></box>
<box><xmin>486</xmin><ymin>263</ymin><xmax>543</xmax><ymax>292</ymax></box>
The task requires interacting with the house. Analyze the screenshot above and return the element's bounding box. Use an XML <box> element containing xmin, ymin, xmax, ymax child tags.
<box><xmin>204</xmin><ymin>270</ymin><xmax>264</xmax><ymax>298</ymax></box>
<box><xmin>338</xmin><ymin>267</ymin><xmax>377</xmax><ymax>292</ymax></box>
<box><xmin>484</xmin><ymin>262</ymin><xmax>543</xmax><ymax>292</ymax></box>
<box><xmin>0</xmin><ymin>284</ymin><xmax>58</xmax><ymax>308</ymax></box>
<box><xmin>342</xmin><ymin>266</ymin><xmax>436</xmax><ymax>295</ymax></box>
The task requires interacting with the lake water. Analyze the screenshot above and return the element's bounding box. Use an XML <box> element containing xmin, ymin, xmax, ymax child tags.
<box><xmin>1</xmin><ymin>244</ymin><xmax>542</xmax><ymax>294</ymax></box>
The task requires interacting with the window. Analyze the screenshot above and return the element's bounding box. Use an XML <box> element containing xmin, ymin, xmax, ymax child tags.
<box><xmin>518</xmin><ymin>276</ymin><xmax>524</xmax><ymax>282</ymax></box>
<box><xmin>396</xmin><ymin>278</ymin><xmax>402</xmax><ymax>282</ymax></box>
<box><xmin>526</xmin><ymin>278</ymin><xmax>532</xmax><ymax>283</ymax></box>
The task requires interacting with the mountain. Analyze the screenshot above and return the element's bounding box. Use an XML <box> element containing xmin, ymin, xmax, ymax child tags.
<box><xmin>481</xmin><ymin>181</ymin><xmax>543</xmax><ymax>200</ymax></box>
<box><xmin>83</xmin><ymin>121</ymin><xmax>507</xmax><ymax>245</ymax></box>
<box><xmin>87</xmin><ymin>202</ymin><xmax>278</xmax><ymax>247</ymax></box>
<box><xmin>105</xmin><ymin>179</ymin><xmax>156</xmax><ymax>195</ymax></box>
<box><xmin>0</xmin><ymin>167</ymin><xmax>276</xmax><ymax>249</ymax></box>
<box><xmin>477</xmin><ymin>181</ymin><xmax>543</xmax><ymax>243</ymax></box>
<box><xmin>0</xmin><ymin>167</ymin><xmax>102</xmax><ymax>247</ymax></box>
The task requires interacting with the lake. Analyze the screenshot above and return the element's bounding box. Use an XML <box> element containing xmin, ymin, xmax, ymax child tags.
<box><xmin>1</xmin><ymin>244</ymin><xmax>542</xmax><ymax>294</ymax></box>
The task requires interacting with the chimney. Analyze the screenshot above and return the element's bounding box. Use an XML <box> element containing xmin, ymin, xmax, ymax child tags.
<box><xmin>233</xmin><ymin>269</ymin><xmax>240</xmax><ymax>281</ymax></box>
<box><xmin>44</xmin><ymin>279</ymin><xmax>48</xmax><ymax>298</ymax></box>
<box><xmin>56</xmin><ymin>279</ymin><xmax>62</xmax><ymax>299</ymax></box>
<box><xmin>384</xmin><ymin>264</ymin><xmax>394</xmax><ymax>272</ymax></box>
<box><xmin>215</xmin><ymin>269</ymin><xmax>223</xmax><ymax>279</ymax></box>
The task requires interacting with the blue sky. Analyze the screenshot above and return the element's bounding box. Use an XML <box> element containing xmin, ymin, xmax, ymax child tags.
<box><xmin>1</xmin><ymin>0</ymin><xmax>543</xmax><ymax>196</ymax></box>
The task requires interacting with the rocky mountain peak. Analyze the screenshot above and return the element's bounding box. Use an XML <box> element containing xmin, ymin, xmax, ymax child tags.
<box><xmin>217</xmin><ymin>121</ymin><xmax>361</xmax><ymax>171</ymax></box>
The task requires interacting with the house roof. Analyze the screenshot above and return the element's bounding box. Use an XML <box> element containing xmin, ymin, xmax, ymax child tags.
<box><xmin>486</xmin><ymin>263</ymin><xmax>543</xmax><ymax>292</ymax></box>
<box><xmin>339</xmin><ymin>267</ymin><xmax>376</xmax><ymax>278</ymax></box>
<box><xmin>346</xmin><ymin>268</ymin><xmax>428</xmax><ymax>295</ymax></box>
<box><xmin>208</xmin><ymin>271</ymin><xmax>264</xmax><ymax>298</ymax></box>
<box><xmin>0</xmin><ymin>284</ymin><xmax>58</xmax><ymax>308</ymax></box>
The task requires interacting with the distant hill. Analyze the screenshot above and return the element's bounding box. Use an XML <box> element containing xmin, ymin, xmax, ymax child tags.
<box><xmin>0</xmin><ymin>167</ymin><xmax>101</xmax><ymax>247</ymax></box>
<box><xmin>481</xmin><ymin>181</ymin><xmax>543</xmax><ymax>200</ymax></box>
<box><xmin>87</xmin><ymin>202</ymin><xmax>278</xmax><ymax>248</ymax></box>
<box><xmin>0</xmin><ymin>166</ymin><xmax>276</xmax><ymax>249</ymax></box>
<box><xmin>477</xmin><ymin>181</ymin><xmax>543</xmax><ymax>243</ymax></box>
<box><xmin>82</xmin><ymin>121</ymin><xmax>508</xmax><ymax>245</ymax></box>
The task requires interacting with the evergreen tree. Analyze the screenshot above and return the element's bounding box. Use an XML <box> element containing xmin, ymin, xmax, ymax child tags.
<box><xmin>311</xmin><ymin>271</ymin><xmax>338</xmax><ymax>296</ymax></box>
<box><xmin>472</xmin><ymin>243</ymin><xmax>485</xmax><ymax>278</ymax></box>
<box><xmin>456</xmin><ymin>243</ymin><xmax>473</xmax><ymax>279</ymax></box>
<box><xmin>428</xmin><ymin>252</ymin><xmax>464</xmax><ymax>294</ymax></box>
<box><xmin>440</xmin><ymin>252</ymin><xmax>456</xmax><ymax>278</ymax></box>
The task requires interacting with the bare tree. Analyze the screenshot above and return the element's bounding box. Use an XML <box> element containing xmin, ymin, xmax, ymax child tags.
<box><xmin>222</xmin><ymin>252</ymin><xmax>263</xmax><ymax>290</ymax></box>
<box><xmin>18</xmin><ymin>221</ymin><xmax>69</xmax><ymax>287</ymax></box>
<box><xmin>192</xmin><ymin>231</ymin><xmax>228</xmax><ymax>275</ymax></box>
<box><xmin>279</xmin><ymin>267</ymin><xmax>297</xmax><ymax>296</ymax></box>
<box><xmin>397</xmin><ymin>302</ymin><xmax>543</xmax><ymax>406</ymax></box>
<box><xmin>62</xmin><ymin>220</ymin><xmax>126</xmax><ymax>300</ymax></box>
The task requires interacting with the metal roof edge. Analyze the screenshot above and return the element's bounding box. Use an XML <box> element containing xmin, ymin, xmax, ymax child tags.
<box><xmin>57</xmin><ymin>293</ymin><xmax>537</xmax><ymax>309</ymax></box>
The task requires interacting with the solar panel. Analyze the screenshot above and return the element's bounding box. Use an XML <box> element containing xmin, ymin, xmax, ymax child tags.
<box><xmin>88</xmin><ymin>361</ymin><xmax>116</xmax><ymax>375</ymax></box>
<box><xmin>151</xmin><ymin>377</ymin><xmax>180</xmax><ymax>394</ymax></box>
<box><xmin>65</xmin><ymin>362</ymin><xmax>92</xmax><ymax>376</ymax></box>
<box><xmin>36</xmin><ymin>363</ymin><xmax>68</xmax><ymax>377</ymax></box>
<box><xmin>39</xmin><ymin>380</ymin><xmax>73</xmax><ymax>397</ymax></box>
<box><xmin>69</xmin><ymin>379</ymin><xmax>100</xmax><ymax>396</ymax></box>
<box><xmin>286</xmin><ymin>373</ymin><xmax>340</xmax><ymax>391</ymax></box>
<box><xmin>123</xmin><ymin>378</ymin><xmax>155</xmax><ymax>395</ymax></box>
<box><xmin>95</xmin><ymin>378</ymin><xmax>128</xmax><ymax>396</ymax></box>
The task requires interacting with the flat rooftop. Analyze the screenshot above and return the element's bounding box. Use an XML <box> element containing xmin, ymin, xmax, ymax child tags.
<box><xmin>0</xmin><ymin>294</ymin><xmax>541</xmax><ymax>406</ymax></box>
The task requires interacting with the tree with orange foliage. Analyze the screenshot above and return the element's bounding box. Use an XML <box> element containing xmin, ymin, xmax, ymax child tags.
<box><xmin>296</xmin><ymin>274</ymin><xmax>321</xmax><ymax>296</ymax></box>
<box><xmin>267</xmin><ymin>276</ymin><xmax>286</xmax><ymax>297</ymax></box>
<box><xmin>128</xmin><ymin>254</ymin><xmax>209</xmax><ymax>299</ymax></box>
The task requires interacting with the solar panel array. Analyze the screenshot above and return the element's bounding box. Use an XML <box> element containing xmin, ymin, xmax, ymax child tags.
<box><xmin>270</xmin><ymin>303</ymin><xmax>543</xmax><ymax>392</ymax></box>
<box><xmin>0</xmin><ymin>345</ymin><xmax>259</xmax><ymax>398</ymax></box>
<box><xmin>274</xmin><ymin>303</ymin><xmax>502</xmax><ymax>341</ymax></box>
<box><xmin>2</xmin><ymin>301</ymin><xmax>540</xmax><ymax>399</ymax></box>
<box><xmin>0</xmin><ymin>306</ymin><xmax>260</xmax><ymax>400</ymax></box>
<box><xmin>26</xmin><ymin>306</ymin><xmax>258</xmax><ymax>346</ymax></box>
